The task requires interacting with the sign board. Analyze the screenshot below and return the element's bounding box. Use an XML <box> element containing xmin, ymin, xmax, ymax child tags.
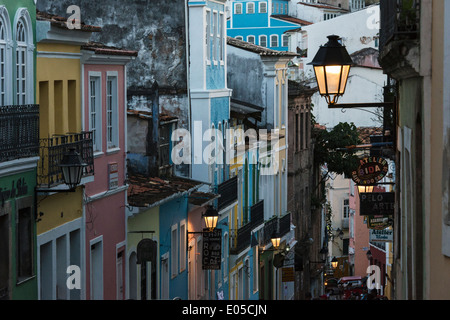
<box><xmin>108</xmin><ymin>162</ymin><xmax>119</xmax><ymax>190</ymax></box>
<box><xmin>281</xmin><ymin>267</ymin><xmax>294</xmax><ymax>282</ymax></box>
<box><xmin>369</xmin><ymin>229</ymin><xmax>393</xmax><ymax>242</ymax></box>
<box><xmin>368</xmin><ymin>216</ymin><xmax>391</xmax><ymax>230</ymax></box>
<box><xmin>202</xmin><ymin>228</ymin><xmax>222</xmax><ymax>270</ymax></box>
<box><xmin>351</xmin><ymin>156</ymin><xmax>389</xmax><ymax>185</ymax></box>
<box><xmin>360</xmin><ymin>192</ymin><xmax>395</xmax><ymax>216</ymax></box>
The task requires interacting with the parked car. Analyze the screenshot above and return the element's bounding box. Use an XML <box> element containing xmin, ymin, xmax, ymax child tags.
<box><xmin>338</xmin><ymin>276</ymin><xmax>365</xmax><ymax>299</ymax></box>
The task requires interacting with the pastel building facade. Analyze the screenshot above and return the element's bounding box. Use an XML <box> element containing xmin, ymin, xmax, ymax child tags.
<box><xmin>0</xmin><ymin>0</ymin><xmax>39</xmax><ymax>300</ymax></box>
<box><xmin>227</xmin><ymin>0</ymin><xmax>308</xmax><ymax>51</ymax></box>
<box><xmin>81</xmin><ymin>42</ymin><xmax>137</xmax><ymax>300</ymax></box>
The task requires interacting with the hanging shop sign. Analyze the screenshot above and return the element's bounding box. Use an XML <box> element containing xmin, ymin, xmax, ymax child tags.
<box><xmin>351</xmin><ymin>156</ymin><xmax>389</xmax><ymax>185</ymax></box>
<box><xmin>360</xmin><ymin>192</ymin><xmax>395</xmax><ymax>216</ymax></box>
<box><xmin>202</xmin><ymin>228</ymin><xmax>222</xmax><ymax>270</ymax></box>
<box><xmin>369</xmin><ymin>229</ymin><xmax>393</xmax><ymax>242</ymax></box>
<box><xmin>367</xmin><ymin>216</ymin><xmax>391</xmax><ymax>230</ymax></box>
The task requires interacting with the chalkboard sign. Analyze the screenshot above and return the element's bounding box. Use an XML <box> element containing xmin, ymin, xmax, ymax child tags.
<box><xmin>202</xmin><ymin>228</ymin><xmax>222</xmax><ymax>270</ymax></box>
<box><xmin>360</xmin><ymin>192</ymin><xmax>395</xmax><ymax>216</ymax></box>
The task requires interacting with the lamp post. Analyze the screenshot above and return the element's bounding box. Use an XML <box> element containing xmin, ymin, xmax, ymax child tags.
<box><xmin>308</xmin><ymin>35</ymin><xmax>353</xmax><ymax>105</ymax></box>
<box><xmin>186</xmin><ymin>205</ymin><xmax>219</xmax><ymax>251</ymax></box>
<box><xmin>331</xmin><ymin>257</ymin><xmax>339</xmax><ymax>269</ymax></box>
<box><xmin>358</xmin><ymin>185</ymin><xmax>375</xmax><ymax>193</ymax></box>
<box><xmin>310</xmin><ymin>35</ymin><xmax>394</xmax><ymax>109</ymax></box>
<box><xmin>36</xmin><ymin>147</ymin><xmax>87</xmax><ymax>193</ymax></box>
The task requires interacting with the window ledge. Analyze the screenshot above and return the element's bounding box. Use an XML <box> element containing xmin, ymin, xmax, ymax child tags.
<box><xmin>94</xmin><ymin>151</ymin><xmax>104</xmax><ymax>158</ymax></box>
<box><xmin>106</xmin><ymin>147</ymin><xmax>121</xmax><ymax>155</ymax></box>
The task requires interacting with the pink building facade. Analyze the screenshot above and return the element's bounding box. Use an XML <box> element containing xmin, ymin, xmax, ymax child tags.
<box><xmin>349</xmin><ymin>183</ymin><xmax>387</xmax><ymax>278</ymax></box>
<box><xmin>81</xmin><ymin>44</ymin><xmax>137</xmax><ymax>300</ymax></box>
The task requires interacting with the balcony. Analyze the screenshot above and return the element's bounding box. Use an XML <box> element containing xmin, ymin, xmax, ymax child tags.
<box><xmin>262</xmin><ymin>212</ymin><xmax>291</xmax><ymax>246</ymax></box>
<box><xmin>380</xmin><ymin>0</ymin><xmax>420</xmax><ymax>51</ymax></box>
<box><xmin>379</xmin><ymin>0</ymin><xmax>421</xmax><ymax>79</ymax></box>
<box><xmin>37</xmin><ymin>132</ymin><xmax>94</xmax><ymax>188</ymax></box>
<box><xmin>230</xmin><ymin>200</ymin><xmax>265</xmax><ymax>254</ymax></box>
<box><xmin>217</xmin><ymin>176</ymin><xmax>238</xmax><ymax>211</ymax></box>
<box><xmin>0</xmin><ymin>104</ymin><xmax>40</xmax><ymax>162</ymax></box>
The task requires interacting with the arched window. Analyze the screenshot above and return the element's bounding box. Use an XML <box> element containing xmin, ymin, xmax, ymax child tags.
<box><xmin>0</xmin><ymin>6</ymin><xmax>12</xmax><ymax>106</ymax></box>
<box><xmin>14</xmin><ymin>8</ymin><xmax>34</xmax><ymax>105</ymax></box>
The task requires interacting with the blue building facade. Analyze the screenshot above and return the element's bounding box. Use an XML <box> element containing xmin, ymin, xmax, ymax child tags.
<box><xmin>227</xmin><ymin>0</ymin><xmax>305</xmax><ymax>51</ymax></box>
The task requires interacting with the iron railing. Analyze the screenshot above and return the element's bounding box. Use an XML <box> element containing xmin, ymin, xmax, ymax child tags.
<box><xmin>380</xmin><ymin>0</ymin><xmax>420</xmax><ymax>52</ymax></box>
<box><xmin>230</xmin><ymin>200</ymin><xmax>265</xmax><ymax>254</ymax></box>
<box><xmin>217</xmin><ymin>176</ymin><xmax>238</xmax><ymax>210</ymax></box>
<box><xmin>37</xmin><ymin>132</ymin><xmax>94</xmax><ymax>188</ymax></box>
<box><xmin>0</xmin><ymin>104</ymin><xmax>39</xmax><ymax>162</ymax></box>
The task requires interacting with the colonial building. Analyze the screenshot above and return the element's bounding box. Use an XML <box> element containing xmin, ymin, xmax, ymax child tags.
<box><xmin>378</xmin><ymin>0</ymin><xmax>450</xmax><ymax>299</ymax></box>
<box><xmin>0</xmin><ymin>0</ymin><xmax>39</xmax><ymax>300</ymax></box>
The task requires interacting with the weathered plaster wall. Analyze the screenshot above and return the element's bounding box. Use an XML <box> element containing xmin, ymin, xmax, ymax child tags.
<box><xmin>37</xmin><ymin>0</ymin><xmax>187</xmax><ymax>90</ymax></box>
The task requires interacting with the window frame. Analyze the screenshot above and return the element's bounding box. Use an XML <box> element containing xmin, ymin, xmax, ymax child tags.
<box><xmin>88</xmin><ymin>72</ymin><xmax>102</xmax><ymax>153</ymax></box>
<box><xmin>259</xmin><ymin>2</ymin><xmax>267</xmax><ymax>13</ymax></box>
<box><xmin>235</xmin><ymin>3</ymin><xmax>243</xmax><ymax>14</ymax></box>
<box><xmin>259</xmin><ymin>35</ymin><xmax>267</xmax><ymax>47</ymax></box>
<box><xmin>106</xmin><ymin>72</ymin><xmax>119</xmax><ymax>151</ymax></box>
<box><xmin>270</xmin><ymin>34</ymin><xmax>278</xmax><ymax>48</ymax></box>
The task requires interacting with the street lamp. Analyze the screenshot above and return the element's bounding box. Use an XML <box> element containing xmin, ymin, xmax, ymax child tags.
<box><xmin>203</xmin><ymin>205</ymin><xmax>219</xmax><ymax>231</ymax></box>
<box><xmin>59</xmin><ymin>147</ymin><xmax>88</xmax><ymax>190</ymax></box>
<box><xmin>358</xmin><ymin>185</ymin><xmax>374</xmax><ymax>193</ymax></box>
<box><xmin>271</xmin><ymin>232</ymin><xmax>282</xmax><ymax>249</ymax></box>
<box><xmin>308</xmin><ymin>35</ymin><xmax>353</xmax><ymax>105</ymax></box>
<box><xmin>331</xmin><ymin>257</ymin><xmax>339</xmax><ymax>269</ymax></box>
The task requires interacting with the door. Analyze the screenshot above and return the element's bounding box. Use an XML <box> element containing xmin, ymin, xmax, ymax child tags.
<box><xmin>90</xmin><ymin>240</ymin><xmax>103</xmax><ymax>300</ymax></box>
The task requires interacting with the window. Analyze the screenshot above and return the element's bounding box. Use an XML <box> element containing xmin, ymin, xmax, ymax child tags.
<box><xmin>171</xmin><ymin>224</ymin><xmax>178</xmax><ymax>278</ymax></box>
<box><xmin>0</xmin><ymin>15</ymin><xmax>7</xmax><ymax>106</ymax></box>
<box><xmin>180</xmin><ymin>220</ymin><xmax>186</xmax><ymax>272</ymax></box>
<box><xmin>270</xmin><ymin>35</ymin><xmax>278</xmax><ymax>47</ymax></box>
<box><xmin>252</xmin><ymin>246</ymin><xmax>259</xmax><ymax>293</ymax></box>
<box><xmin>235</xmin><ymin>3</ymin><xmax>242</xmax><ymax>14</ymax></box>
<box><xmin>247</xmin><ymin>2</ymin><xmax>255</xmax><ymax>14</ymax></box>
<box><xmin>17</xmin><ymin>206</ymin><xmax>33</xmax><ymax>282</ymax></box>
<box><xmin>213</xmin><ymin>11</ymin><xmax>218</xmax><ymax>61</ymax></box>
<box><xmin>219</xmin><ymin>13</ymin><xmax>224</xmax><ymax>62</ymax></box>
<box><xmin>343</xmin><ymin>198</ymin><xmax>350</xmax><ymax>219</ymax></box>
<box><xmin>16</xmin><ymin>20</ymin><xmax>26</xmax><ymax>105</ymax></box>
<box><xmin>259</xmin><ymin>35</ymin><xmax>267</xmax><ymax>47</ymax></box>
<box><xmin>106</xmin><ymin>75</ymin><xmax>119</xmax><ymax>150</ymax></box>
<box><xmin>282</xmin><ymin>34</ymin><xmax>289</xmax><ymax>47</ymax></box>
<box><xmin>89</xmin><ymin>75</ymin><xmax>102</xmax><ymax>152</ymax></box>
<box><xmin>236</xmin><ymin>36</ymin><xmax>243</xmax><ymax>41</ymax></box>
<box><xmin>13</xmin><ymin>9</ymin><xmax>32</xmax><ymax>105</ymax></box>
<box><xmin>259</xmin><ymin>2</ymin><xmax>267</xmax><ymax>13</ymax></box>
<box><xmin>206</xmin><ymin>10</ymin><xmax>211</xmax><ymax>62</ymax></box>
<box><xmin>247</xmin><ymin>35</ymin><xmax>255</xmax><ymax>44</ymax></box>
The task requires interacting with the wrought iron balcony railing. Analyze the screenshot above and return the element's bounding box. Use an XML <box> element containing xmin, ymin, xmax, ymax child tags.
<box><xmin>0</xmin><ymin>104</ymin><xmax>39</xmax><ymax>162</ymax></box>
<box><xmin>217</xmin><ymin>175</ymin><xmax>238</xmax><ymax>210</ymax></box>
<box><xmin>262</xmin><ymin>212</ymin><xmax>291</xmax><ymax>246</ymax></box>
<box><xmin>229</xmin><ymin>200</ymin><xmax>265</xmax><ymax>255</ymax></box>
<box><xmin>380</xmin><ymin>0</ymin><xmax>420</xmax><ymax>52</ymax></box>
<box><xmin>37</xmin><ymin>132</ymin><xmax>94</xmax><ymax>188</ymax></box>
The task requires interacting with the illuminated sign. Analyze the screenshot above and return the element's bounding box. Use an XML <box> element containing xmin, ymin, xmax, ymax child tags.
<box><xmin>351</xmin><ymin>156</ymin><xmax>389</xmax><ymax>185</ymax></box>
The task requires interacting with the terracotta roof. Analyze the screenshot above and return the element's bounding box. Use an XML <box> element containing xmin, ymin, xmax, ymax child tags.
<box><xmin>227</xmin><ymin>37</ymin><xmax>298</xmax><ymax>57</ymax></box>
<box><xmin>188</xmin><ymin>191</ymin><xmax>220</xmax><ymax>206</ymax></box>
<box><xmin>127</xmin><ymin>174</ymin><xmax>203</xmax><ymax>208</ymax></box>
<box><xmin>271</xmin><ymin>15</ymin><xmax>313</xmax><ymax>26</ymax></box>
<box><xmin>357</xmin><ymin>127</ymin><xmax>384</xmax><ymax>144</ymax></box>
<box><xmin>82</xmin><ymin>41</ymin><xmax>138</xmax><ymax>57</ymax></box>
<box><xmin>36</xmin><ymin>10</ymin><xmax>102</xmax><ymax>32</ymax></box>
<box><xmin>297</xmin><ymin>2</ymin><xmax>349</xmax><ymax>11</ymax></box>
